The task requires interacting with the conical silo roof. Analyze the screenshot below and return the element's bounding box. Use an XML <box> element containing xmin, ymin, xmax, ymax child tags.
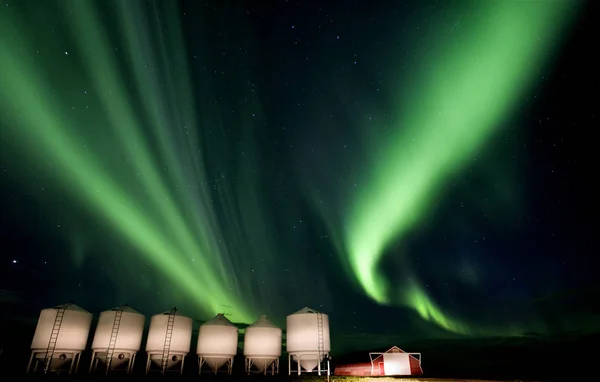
<box><xmin>108</xmin><ymin>305</ymin><xmax>141</xmax><ymax>314</ymax></box>
<box><xmin>249</xmin><ymin>315</ymin><xmax>279</xmax><ymax>328</ymax></box>
<box><xmin>292</xmin><ymin>307</ymin><xmax>321</xmax><ymax>314</ymax></box>
<box><xmin>203</xmin><ymin>313</ymin><xmax>235</xmax><ymax>327</ymax></box>
<box><xmin>51</xmin><ymin>303</ymin><xmax>90</xmax><ymax>313</ymax></box>
<box><xmin>157</xmin><ymin>309</ymin><xmax>185</xmax><ymax>316</ymax></box>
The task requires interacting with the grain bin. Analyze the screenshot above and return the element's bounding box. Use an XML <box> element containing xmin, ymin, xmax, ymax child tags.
<box><xmin>26</xmin><ymin>303</ymin><xmax>92</xmax><ymax>375</ymax></box>
<box><xmin>244</xmin><ymin>315</ymin><xmax>282</xmax><ymax>375</ymax></box>
<box><xmin>196</xmin><ymin>313</ymin><xmax>238</xmax><ymax>375</ymax></box>
<box><xmin>89</xmin><ymin>305</ymin><xmax>145</xmax><ymax>374</ymax></box>
<box><xmin>286</xmin><ymin>307</ymin><xmax>331</xmax><ymax>375</ymax></box>
<box><xmin>144</xmin><ymin>307</ymin><xmax>192</xmax><ymax>374</ymax></box>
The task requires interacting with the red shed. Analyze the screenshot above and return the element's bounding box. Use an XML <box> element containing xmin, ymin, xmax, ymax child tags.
<box><xmin>334</xmin><ymin>362</ymin><xmax>372</xmax><ymax>376</ymax></box>
<box><xmin>370</xmin><ymin>346</ymin><xmax>423</xmax><ymax>376</ymax></box>
<box><xmin>335</xmin><ymin>346</ymin><xmax>422</xmax><ymax>376</ymax></box>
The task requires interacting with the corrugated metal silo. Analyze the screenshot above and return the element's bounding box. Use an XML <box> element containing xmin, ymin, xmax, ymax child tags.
<box><xmin>286</xmin><ymin>307</ymin><xmax>331</xmax><ymax>375</ymax></box>
<box><xmin>27</xmin><ymin>303</ymin><xmax>92</xmax><ymax>375</ymax></box>
<box><xmin>196</xmin><ymin>313</ymin><xmax>238</xmax><ymax>375</ymax></box>
<box><xmin>244</xmin><ymin>315</ymin><xmax>282</xmax><ymax>375</ymax></box>
<box><xmin>89</xmin><ymin>305</ymin><xmax>145</xmax><ymax>374</ymax></box>
<box><xmin>144</xmin><ymin>307</ymin><xmax>192</xmax><ymax>374</ymax></box>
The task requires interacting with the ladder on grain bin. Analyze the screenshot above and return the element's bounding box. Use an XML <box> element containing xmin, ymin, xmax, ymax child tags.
<box><xmin>317</xmin><ymin>312</ymin><xmax>325</xmax><ymax>374</ymax></box>
<box><xmin>161</xmin><ymin>307</ymin><xmax>177</xmax><ymax>374</ymax></box>
<box><xmin>43</xmin><ymin>305</ymin><xmax>67</xmax><ymax>374</ymax></box>
<box><xmin>105</xmin><ymin>305</ymin><xmax>126</xmax><ymax>374</ymax></box>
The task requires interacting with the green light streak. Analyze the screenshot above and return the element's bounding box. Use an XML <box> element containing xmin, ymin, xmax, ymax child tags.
<box><xmin>343</xmin><ymin>1</ymin><xmax>576</xmax><ymax>332</ymax></box>
<box><xmin>0</xmin><ymin>1</ymin><xmax>256</xmax><ymax>323</ymax></box>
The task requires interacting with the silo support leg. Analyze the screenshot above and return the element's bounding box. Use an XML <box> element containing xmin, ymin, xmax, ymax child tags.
<box><xmin>180</xmin><ymin>355</ymin><xmax>185</xmax><ymax>375</ymax></box>
<box><xmin>130</xmin><ymin>352</ymin><xmax>136</xmax><ymax>374</ymax></box>
<box><xmin>145</xmin><ymin>355</ymin><xmax>151</xmax><ymax>374</ymax></box>
<box><xmin>126</xmin><ymin>355</ymin><xmax>132</xmax><ymax>374</ymax></box>
<box><xmin>26</xmin><ymin>351</ymin><xmax>35</xmax><ymax>373</ymax></box>
<box><xmin>89</xmin><ymin>351</ymin><xmax>95</xmax><ymax>373</ymax></box>
<box><xmin>318</xmin><ymin>355</ymin><xmax>321</xmax><ymax>376</ymax></box>
<box><xmin>74</xmin><ymin>353</ymin><xmax>81</xmax><ymax>374</ymax></box>
<box><xmin>68</xmin><ymin>354</ymin><xmax>75</xmax><ymax>375</ymax></box>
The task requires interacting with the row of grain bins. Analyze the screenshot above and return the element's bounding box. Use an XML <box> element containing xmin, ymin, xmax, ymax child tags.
<box><xmin>26</xmin><ymin>304</ymin><xmax>331</xmax><ymax>376</ymax></box>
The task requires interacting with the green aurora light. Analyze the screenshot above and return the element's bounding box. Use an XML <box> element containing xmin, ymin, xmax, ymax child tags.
<box><xmin>0</xmin><ymin>0</ymin><xmax>267</xmax><ymax>323</ymax></box>
<box><xmin>325</xmin><ymin>1</ymin><xmax>579</xmax><ymax>333</ymax></box>
<box><xmin>0</xmin><ymin>0</ymin><xmax>584</xmax><ymax>335</ymax></box>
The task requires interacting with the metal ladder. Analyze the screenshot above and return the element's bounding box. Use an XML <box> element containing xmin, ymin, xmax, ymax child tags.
<box><xmin>105</xmin><ymin>305</ymin><xmax>125</xmax><ymax>374</ymax></box>
<box><xmin>160</xmin><ymin>307</ymin><xmax>177</xmax><ymax>374</ymax></box>
<box><xmin>316</xmin><ymin>312</ymin><xmax>325</xmax><ymax>372</ymax></box>
<box><xmin>43</xmin><ymin>305</ymin><xmax>67</xmax><ymax>374</ymax></box>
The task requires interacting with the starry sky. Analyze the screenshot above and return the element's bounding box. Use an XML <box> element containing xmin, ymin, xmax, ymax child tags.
<box><xmin>1</xmin><ymin>0</ymin><xmax>598</xmax><ymax>354</ymax></box>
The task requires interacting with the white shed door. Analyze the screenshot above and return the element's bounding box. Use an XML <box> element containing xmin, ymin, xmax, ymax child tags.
<box><xmin>383</xmin><ymin>353</ymin><xmax>411</xmax><ymax>375</ymax></box>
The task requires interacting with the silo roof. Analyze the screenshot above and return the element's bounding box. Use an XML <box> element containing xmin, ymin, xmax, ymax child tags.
<box><xmin>159</xmin><ymin>309</ymin><xmax>184</xmax><ymax>316</ymax></box>
<box><xmin>52</xmin><ymin>303</ymin><xmax>89</xmax><ymax>312</ymax></box>
<box><xmin>108</xmin><ymin>305</ymin><xmax>141</xmax><ymax>314</ymax></box>
<box><xmin>249</xmin><ymin>315</ymin><xmax>279</xmax><ymax>328</ymax></box>
<box><xmin>292</xmin><ymin>307</ymin><xmax>321</xmax><ymax>314</ymax></box>
<box><xmin>203</xmin><ymin>313</ymin><xmax>235</xmax><ymax>327</ymax></box>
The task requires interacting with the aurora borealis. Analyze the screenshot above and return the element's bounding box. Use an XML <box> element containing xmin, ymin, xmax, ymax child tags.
<box><xmin>1</xmin><ymin>0</ymin><xmax>259</xmax><ymax>324</ymax></box>
<box><xmin>1</xmin><ymin>0</ymin><xmax>599</xmax><ymax>354</ymax></box>
<box><xmin>322</xmin><ymin>1</ymin><xmax>576</xmax><ymax>334</ymax></box>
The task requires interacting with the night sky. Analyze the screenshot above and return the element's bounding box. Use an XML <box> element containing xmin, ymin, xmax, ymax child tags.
<box><xmin>1</xmin><ymin>0</ymin><xmax>598</xmax><ymax>356</ymax></box>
